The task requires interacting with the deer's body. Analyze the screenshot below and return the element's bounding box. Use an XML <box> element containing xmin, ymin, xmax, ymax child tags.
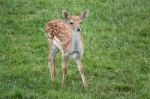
<box><xmin>45</xmin><ymin>10</ymin><xmax>89</xmax><ymax>89</ymax></box>
<box><xmin>45</xmin><ymin>19</ymin><xmax>83</xmax><ymax>57</ymax></box>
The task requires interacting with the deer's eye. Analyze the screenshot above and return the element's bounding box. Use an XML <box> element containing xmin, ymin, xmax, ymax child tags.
<box><xmin>70</xmin><ymin>22</ymin><xmax>74</xmax><ymax>24</ymax></box>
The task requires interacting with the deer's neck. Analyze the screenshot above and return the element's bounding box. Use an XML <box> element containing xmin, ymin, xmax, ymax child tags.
<box><xmin>71</xmin><ymin>31</ymin><xmax>81</xmax><ymax>52</ymax></box>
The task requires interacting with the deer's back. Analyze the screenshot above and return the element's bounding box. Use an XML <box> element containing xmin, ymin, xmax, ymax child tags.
<box><xmin>45</xmin><ymin>19</ymin><xmax>72</xmax><ymax>42</ymax></box>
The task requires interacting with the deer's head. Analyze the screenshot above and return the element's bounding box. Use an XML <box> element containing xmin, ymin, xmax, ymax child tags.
<box><xmin>62</xmin><ymin>10</ymin><xmax>89</xmax><ymax>32</ymax></box>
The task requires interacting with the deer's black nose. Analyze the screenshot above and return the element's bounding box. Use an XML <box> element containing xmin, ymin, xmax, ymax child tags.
<box><xmin>77</xmin><ymin>28</ymin><xmax>81</xmax><ymax>32</ymax></box>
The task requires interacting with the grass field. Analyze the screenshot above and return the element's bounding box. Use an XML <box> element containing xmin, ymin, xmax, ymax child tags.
<box><xmin>0</xmin><ymin>0</ymin><xmax>150</xmax><ymax>98</ymax></box>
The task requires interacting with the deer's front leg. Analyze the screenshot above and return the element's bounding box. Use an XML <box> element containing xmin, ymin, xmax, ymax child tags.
<box><xmin>62</xmin><ymin>55</ymin><xmax>68</xmax><ymax>87</ymax></box>
<box><xmin>75</xmin><ymin>58</ymin><xmax>88</xmax><ymax>89</ymax></box>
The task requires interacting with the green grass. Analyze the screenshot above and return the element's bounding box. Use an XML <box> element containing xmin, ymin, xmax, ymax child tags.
<box><xmin>0</xmin><ymin>0</ymin><xmax>150</xmax><ymax>98</ymax></box>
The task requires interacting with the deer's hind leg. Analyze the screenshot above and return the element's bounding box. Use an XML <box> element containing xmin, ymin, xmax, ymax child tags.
<box><xmin>48</xmin><ymin>41</ymin><xmax>59</xmax><ymax>81</ymax></box>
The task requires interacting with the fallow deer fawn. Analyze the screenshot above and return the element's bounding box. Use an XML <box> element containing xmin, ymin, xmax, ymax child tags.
<box><xmin>45</xmin><ymin>10</ymin><xmax>89</xmax><ymax>89</ymax></box>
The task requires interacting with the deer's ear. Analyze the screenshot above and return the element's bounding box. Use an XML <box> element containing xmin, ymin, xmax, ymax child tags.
<box><xmin>62</xmin><ymin>10</ymin><xmax>70</xmax><ymax>20</ymax></box>
<box><xmin>80</xmin><ymin>9</ymin><xmax>89</xmax><ymax>21</ymax></box>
